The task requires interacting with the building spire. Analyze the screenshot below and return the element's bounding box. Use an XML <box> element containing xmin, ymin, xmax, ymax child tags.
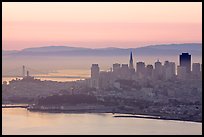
<box><xmin>129</xmin><ymin>50</ymin><xmax>134</xmax><ymax>69</ymax></box>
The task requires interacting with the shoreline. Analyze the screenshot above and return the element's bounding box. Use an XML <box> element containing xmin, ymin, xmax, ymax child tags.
<box><xmin>26</xmin><ymin>107</ymin><xmax>202</xmax><ymax>123</ymax></box>
<box><xmin>2</xmin><ymin>104</ymin><xmax>202</xmax><ymax>123</ymax></box>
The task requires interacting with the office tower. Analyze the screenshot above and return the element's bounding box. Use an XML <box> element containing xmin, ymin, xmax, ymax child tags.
<box><xmin>146</xmin><ymin>64</ymin><xmax>153</xmax><ymax>79</ymax></box>
<box><xmin>91</xmin><ymin>64</ymin><xmax>100</xmax><ymax>88</ymax></box>
<box><xmin>177</xmin><ymin>66</ymin><xmax>186</xmax><ymax>80</ymax></box>
<box><xmin>192</xmin><ymin>63</ymin><xmax>201</xmax><ymax>78</ymax></box>
<box><xmin>163</xmin><ymin>61</ymin><xmax>175</xmax><ymax>80</ymax></box>
<box><xmin>113</xmin><ymin>63</ymin><xmax>121</xmax><ymax>80</ymax></box>
<box><xmin>99</xmin><ymin>71</ymin><xmax>112</xmax><ymax>89</ymax></box>
<box><xmin>154</xmin><ymin>60</ymin><xmax>163</xmax><ymax>80</ymax></box>
<box><xmin>136</xmin><ymin>62</ymin><xmax>146</xmax><ymax>79</ymax></box>
<box><xmin>180</xmin><ymin>53</ymin><xmax>191</xmax><ymax>73</ymax></box>
<box><xmin>120</xmin><ymin>64</ymin><xmax>130</xmax><ymax>80</ymax></box>
<box><xmin>169</xmin><ymin>62</ymin><xmax>176</xmax><ymax>76</ymax></box>
<box><xmin>164</xmin><ymin>61</ymin><xmax>170</xmax><ymax>67</ymax></box>
<box><xmin>113</xmin><ymin>63</ymin><xmax>120</xmax><ymax>72</ymax></box>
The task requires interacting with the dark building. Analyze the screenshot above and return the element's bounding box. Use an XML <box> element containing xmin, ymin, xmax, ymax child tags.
<box><xmin>91</xmin><ymin>64</ymin><xmax>100</xmax><ymax>88</ymax></box>
<box><xmin>179</xmin><ymin>53</ymin><xmax>191</xmax><ymax>73</ymax></box>
<box><xmin>129</xmin><ymin>51</ymin><xmax>134</xmax><ymax>69</ymax></box>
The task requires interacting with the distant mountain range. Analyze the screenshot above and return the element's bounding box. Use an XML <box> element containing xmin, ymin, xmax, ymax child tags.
<box><xmin>2</xmin><ymin>43</ymin><xmax>202</xmax><ymax>57</ymax></box>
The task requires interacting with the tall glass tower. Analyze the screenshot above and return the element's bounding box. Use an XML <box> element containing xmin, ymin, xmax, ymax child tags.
<box><xmin>179</xmin><ymin>53</ymin><xmax>191</xmax><ymax>73</ymax></box>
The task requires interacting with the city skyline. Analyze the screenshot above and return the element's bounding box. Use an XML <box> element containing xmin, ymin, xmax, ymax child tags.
<box><xmin>2</xmin><ymin>2</ymin><xmax>202</xmax><ymax>135</ymax></box>
<box><xmin>2</xmin><ymin>2</ymin><xmax>202</xmax><ymax>50</ymax></box>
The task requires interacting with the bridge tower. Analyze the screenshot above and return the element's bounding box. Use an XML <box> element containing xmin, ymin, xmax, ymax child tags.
<box><xmin>22</xmin><ymin>65</ymin><xmax>25</xmax><ymax>77</ymax></box>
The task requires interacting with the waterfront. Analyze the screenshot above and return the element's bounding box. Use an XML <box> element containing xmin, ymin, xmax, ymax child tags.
<box><xmin>2</xmin><ymin>108</ymin><xmax>202</xmax><ymax>135</ymax></box>
<box><xmin>2</xmin><ymin>69</ymin><xmax>90</xmax><ymax>83</ymax></box>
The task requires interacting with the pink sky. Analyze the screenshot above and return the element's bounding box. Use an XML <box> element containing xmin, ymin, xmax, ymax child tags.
<box><xmin>2</xmin><ymin>2</ymin><xmax>202</xmax><ymax>50</ymax></box>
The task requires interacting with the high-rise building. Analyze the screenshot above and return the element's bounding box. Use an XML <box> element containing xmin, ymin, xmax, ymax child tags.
<box><xmin>146</xmin><ymin>64</ymin><xmax>153</xmax><ymax>79</ymax></box>
<box><xmin>99</xmin><ymin>71</ymin><xmax>112</xmax><ymax>89</ymax></box>
<box><xmin>129</xmin><ymin>51</ymin><xmax>135</xmax><ymax>74</ymax></box>
<box><xmin>163</xmin><ymin>61</ymin><xmax>175</xmax><ymax>80</ymax></box>
<box><xmin>136</xmin><ymin>62</ymin><xmax>145</xmax><ymax>79</ymax></box>
<box><xmin>113</xmin><ymin>63</ymin><xmax>120</xmax><ymax>72</ymax></box>
<box><xmin>120</xmin><ymin>64</ymin><xmax>130</xmax><ymax>80</ymax></box>
<box><xmin>91</xmin><ymin>64</ymin><xmax>100</xmax><ymax>88</ymax></box>
<box><xmin>192</xmin><ymin>63</ymin><xmax>201</xmax><ymax>78</ymax></box>
<box><xmin>180</xmin><ymin>53</ymin><xmax>191</xmax><ymax>73</ymax></box>
<box><xmin>177</xmin><ymin>66</ymin><xmax>186</xmax><ymax>80</ymax></box>
<box><xmin>169</xmin><ymin>62</ymin><xmax>176</xmax><ymax>76</ymax></box>
<box><xmin>129</xmin><ymin>51</ymin><xmax>134</xmax><ymax>69</ymax></box>
<box><xmin>113</xmin><ymin>63</ymin><xmax>121</xmax><ymax>80</ymax></box>
<box><xmin>154</xmin><ymin>60</ymin><xmax>163</xmax><ymax>80</ymax></box>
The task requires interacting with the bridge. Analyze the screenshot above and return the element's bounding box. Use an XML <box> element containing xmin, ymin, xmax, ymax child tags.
<box><xmin>2</xmin><ymin>75</ymin><xmax>87</xmax><ymax>79</ymax></box>
<box><xmin>2</xmin><ymin>65</ymin><xmax>88</xmax><ymax>79</ymax></box>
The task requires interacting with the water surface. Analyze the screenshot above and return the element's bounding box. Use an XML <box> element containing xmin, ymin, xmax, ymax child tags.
<box><xmin>2</xmin><ymin>108</ymin><xmax>202</xmax><ymax>135</ymax></box>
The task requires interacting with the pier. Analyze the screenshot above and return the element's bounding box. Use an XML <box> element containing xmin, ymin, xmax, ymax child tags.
<box><xmin>2</xmin><ymin>105</ymin><xmax>29</xmax><ymax>108</ymax></box>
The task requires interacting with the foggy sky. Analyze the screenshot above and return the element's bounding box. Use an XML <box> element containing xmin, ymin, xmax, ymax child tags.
<box><xmin>2</xmin><ymin>2</ymin><xmax>202</xmax><ymax>50</ymax></box>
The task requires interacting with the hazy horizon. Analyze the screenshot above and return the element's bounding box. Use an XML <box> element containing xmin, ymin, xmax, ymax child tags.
<box><xmin>2</xmin><ymin>42</ymin><xmax>202</xmax><ymax>51</ymax></box>
<box><xmin>2</xmin><ymin>2</ymin><xmax>202</xmax><ymax>135</ymax></box>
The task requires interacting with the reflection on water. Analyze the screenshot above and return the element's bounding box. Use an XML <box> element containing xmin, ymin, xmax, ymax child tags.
<box><xmin>2</xmin><ymin>77</ymin><xmax>83</xmax><ymax>84</ymax></box>
<box><xmin>2</xmin><ymin>108</ymin><xmax>202</xmax><ymax>135</ymax></box>
<box><xmin>2</xmin><ymin>69</ymin><xmax>90</xmax><ymax>83</ymax></box>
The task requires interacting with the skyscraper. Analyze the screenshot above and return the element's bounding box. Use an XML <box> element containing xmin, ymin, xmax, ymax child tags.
<box><xmin>120</xmin><ymin>64</ymin><xmax>130</xmax><ymax>80</ymax></box>
<box><xmin>113</xmin><ymin>63</ymin><xmax>121</xmax><ymax>80</ymax></box>
<box><xmin>169</xmin><ymin>62</ymin><xmax>176</xmax><ymax>76</ymax></box>
<box><xmin>91</xmin><ymin>64</ymin><xmax>100</xmax><ymax>88</ymax></box>
<box><xmin>129</xmin><ymin>51</ymin><xmax>134</xmax><ymax>69</ymax></box>
<box><xmin>154</xmin><ymin>60</ymin><xmax>163</xmax><ymax>80</ymax></box>
<box><xmin>113</xmin><ymin>63</ymin><xmax>121</xmax><ymax>72</ymax></box>
<box><xmin>99</xmin><ymin>71</ymin><xmax>112</xmax><ymax>89</ymax></box>
<box><xmin>192</xmin><ymin>63</ymin><xmax>201</xmax><ymax>78</ymax></box>
<box><xmin>146</xmin><ymin>64</ymin><xmax>153</xmax><ymax>79</ymax></box>
<box><xmin>180</xmin><ymin>53</ymin><xmax>191</xmax><ymax>73</ymax></box>
<box><xmin>163</xmin><ymin>61</ymin><xmax>175</xmax><ymax>80</ymax></box>
<box><xmin>177</xmin><ymin>66</ymin><xmax>186</xmax><ymax>80</ymax></box>
<box><xmin>136</xmin><ymin>62</ymin><xmax>146</xmax><ymax>79</ymax></box>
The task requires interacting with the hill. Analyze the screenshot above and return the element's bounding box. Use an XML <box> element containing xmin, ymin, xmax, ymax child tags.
<box><xmin>3</xmin><ymin>43</ymin><xmax>202</xmax><ymax>57</ymax></box>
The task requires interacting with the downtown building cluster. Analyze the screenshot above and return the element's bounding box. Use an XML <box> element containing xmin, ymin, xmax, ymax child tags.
<box><xmin>87</xmin><ymin>52</ymin><xmax>202</xmax><ymax>89</ymax></box>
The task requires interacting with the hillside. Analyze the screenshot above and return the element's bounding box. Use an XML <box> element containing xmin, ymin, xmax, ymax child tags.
<box><xmin>3</xmin><ymin>43</ymin><xmax>202</xmax><ymax>57</ymax></box>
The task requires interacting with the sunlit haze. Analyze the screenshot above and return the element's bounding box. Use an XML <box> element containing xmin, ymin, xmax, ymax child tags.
<box><xmin>2</xmin><ymin>2</ymin><xmax>202</xmax><ymax>50</ymax></box>
<box><xmin>2</xmin><ymin>2</ymin><xmax>202</xmax><ymax>135</ymax></box>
